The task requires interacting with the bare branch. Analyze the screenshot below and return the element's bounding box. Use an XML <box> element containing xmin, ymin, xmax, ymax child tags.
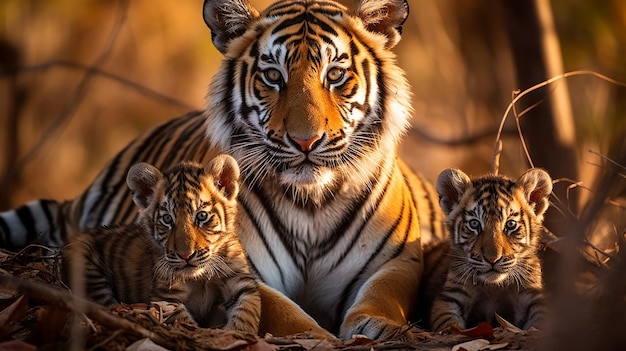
<box><xmin>493</xmin><ymin>70</ymin><xmax>626</xmax><ymax>169</ymax></box>
<box><xmin>0</xmin><ymin>60</ymin><xmax>196</xmax><ymax>111</ymax></box>
<box><xmin>0</xmin><ymin>274</ymin><xmax>159</xmax><ymax>342</ymax></box>
<box><xmin>409</xmin><ymin>124</ymin><xmax>516</xmax><ymax>146</ymax></box>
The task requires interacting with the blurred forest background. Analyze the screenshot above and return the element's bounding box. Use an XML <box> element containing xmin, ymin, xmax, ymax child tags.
<box><xmin>0</xmin><ymin>0</ymin><xmax>625</xmax><ymax>347</ymax></box>
<box><xmin>0</xmin><ymin>0</ymin><xmax>624</xmax><ymax>212</ymax></box>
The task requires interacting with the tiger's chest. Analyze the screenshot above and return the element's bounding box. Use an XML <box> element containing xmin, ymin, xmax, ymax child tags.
<box><xmin>235</xmin><ymin>178</ymin><xmax>419</xmax><ymax>330</ymax></box>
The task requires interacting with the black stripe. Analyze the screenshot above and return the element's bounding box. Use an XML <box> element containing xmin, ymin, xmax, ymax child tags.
<box><xmin>312</xmin><ymin>159</ymin><xmax>385</xmax><ymax>258</ymax></box>
<box><xmin>118</xmin><ymin>113</ymin><xmax>206</xmax><ymax>224</ymax></box>
<box><xmin>325</xmin><ymin>163</ymin><xmax>388</xmax><ymax>268</ymax></box>
<box><xmin>224</xmin><ymin>59</ymin><xmax>238</xmax><ymax>125</ymax></box>
<box><xmin>0</xmin><ymin>217</ymin><xmax>13</xmax><ymax>249</ymax></box>
<box><xmin>431</xmin><ymin>311</ymin><xmax>459</xmax><ymax>331</ymax></box>
<box><xmin>249</xmin><ymin>183</ymin><xmax>305</xmax><ymax>275</ymax></box>
<box><xmin>40</xmin><ymin>200</ymin><xmax>59</xmax><ymax>238</ymax></box>
<box><xmin>415</xmin><ymin>172</ymin><xmax>438</xmax><ymax>238</ymax></box>
<box><xmin>99</xmin><ymin>113</ymin><xmax>199</xmax><ymax>225</ymax></box>
<box><xmin>389</xmin><ymin>195</ymin><xmax>413</xmax><ymax>260</ymax></box>
<box><xmin>266</xmin><ymin>2</ymin><xmax>304</xmax><ymax>17</ymax></box>
<box><xmin>16</xmin><ymin>205</ymin><xmax>39</xmax><ymax>244</ymax></box>
<box><xmin>238</xmin><ymin>196</ymin><xmax>286</xmax><ymax>288</ymax></box>
<box><xmin>336</xmin><ymin>187</ymin><xmax>407</xmax><ymax>320</ymax></box>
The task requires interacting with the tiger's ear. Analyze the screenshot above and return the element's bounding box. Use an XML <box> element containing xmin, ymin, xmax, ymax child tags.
<box><xmin>354</xmin><ymin>0</ymin><xmax>409</xmax><ymax>48</ymax></box>
<box><xmin>127</xmin><ymin>163</ymin><xmax>163</xmax><ymax>209</ymax></box>
<box><xmin>205</xmin><ymin>154</ymin><xmax>241</xmax><ymax>201</ymax></box>
<box><xmin>203</xmin><ymin>0</ymin><xmax>260</xmax><ymax>54</ymax></box>
<box><xmin>436</xmin><ymin>168</ymin><xmax>471</xmax><ymax>215</ymax></box>
<box><xmin>517</xmin><ymin>168</ymin><xmax>553</xmax><ymax>218</ymax></box>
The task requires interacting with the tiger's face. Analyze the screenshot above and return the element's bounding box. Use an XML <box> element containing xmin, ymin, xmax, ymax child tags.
<box><xmin>436</xmin><ymin>168</ymin><xmax>553</xmax><ymax>287</ymax></box>
<box><xmin>127</xmin><ymin>155</ymin><xmax>241</xmax><ymax>281</ymax></box>
<box><xmin>203</xmin><ymin>0</ymin><xmax>412</xmax><ymax>206</ymax></box>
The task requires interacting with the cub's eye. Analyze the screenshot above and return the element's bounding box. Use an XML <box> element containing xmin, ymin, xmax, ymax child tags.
<box><xmin>160</xmin><ymin>214</ymin><xmax>174</xmax><ymax>226</ymax></box>
<box><xmin>467</xmin><ymin>219</ymin><xmax>481</xmax><ymax>232</ymax></box>
<box><xmin>326</xmin><ymin>67</ymin><xmax>345</xmax><ymax>84</ymax></box>
<box><xmin>505</xmin><ymin>219</ymin><xmax>518</xmax><ymax>231</ymax></box>
<box><xmin>195</xmin><ymin>211</ymin><xmax>210</xmax><ymax>224</ymax></box>
<box><xmin>262</xmin><ymin>68</ymin><xmax>283</xmax><ymax>85</ymax></box>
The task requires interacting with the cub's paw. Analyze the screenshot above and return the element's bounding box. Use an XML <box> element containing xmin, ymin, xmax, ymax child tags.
<box><xmin>224</xmin><ymin>318</ymin><xmax>260</xmax><ymax>335</ymax></box>
<box><xmin>150</xmin><ymin>301</ymin><xmax>198</xmax><ymax>326</ymax></box>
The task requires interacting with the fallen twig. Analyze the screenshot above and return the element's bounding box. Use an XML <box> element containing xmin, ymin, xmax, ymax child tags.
<box><xmin>0</xmin><ymin>274</ymin><xmax>164</xmax><ymax>347</ymax></box>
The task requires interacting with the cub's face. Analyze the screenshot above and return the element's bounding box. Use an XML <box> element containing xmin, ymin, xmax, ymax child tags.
<box><xmin>450</xmin><ymin>190</ymin><xmax>537</xmax><ymax>285</ymax></box>
<box><xmin>436</xmin><ymin>168</ymin><xmax>553</xmax><ymax>286</ymax></box>
<box><xmin>151</xmin><ymin>180</ymin><xmax>237</xmax><ymax>281</ymax></box>
<box><xmin>127</xmin><ymin>155</ymin><xmax>240</xmax><ymax>281</ymax></box>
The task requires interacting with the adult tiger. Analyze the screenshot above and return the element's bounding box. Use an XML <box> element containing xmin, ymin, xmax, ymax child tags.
<box><xmin>0</xmin><ymin>0</ymin><xmax>445</xmax><ymax>340</ymax></box>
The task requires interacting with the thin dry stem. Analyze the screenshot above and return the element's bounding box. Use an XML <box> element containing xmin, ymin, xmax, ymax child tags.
<box><xmin>493</xmin><ymin>70</ymin><xmax>626</xmax><ymax>169</ymax></box>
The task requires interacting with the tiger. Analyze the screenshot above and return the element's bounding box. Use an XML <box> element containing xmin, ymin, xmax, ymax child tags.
<box><xmin>428</xmin><ymin>168</ymin><xmax>552</xmax><ymax>331</ymax></box>
<box><xmin>63</xmin><ymin>155</ymin><xmax>261</xmax><ymax>334</ymax></box>
<box><xmin>0</xmin><ymin>0</ymin><xmax>446</xmax><ymax>340</ymax></box>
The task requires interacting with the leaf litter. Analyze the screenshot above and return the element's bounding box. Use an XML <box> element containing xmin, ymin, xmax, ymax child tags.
<box><xmin>0</xmin><ymin>246</ymin><xmax>543</xmax><ymax>350</ymax></box>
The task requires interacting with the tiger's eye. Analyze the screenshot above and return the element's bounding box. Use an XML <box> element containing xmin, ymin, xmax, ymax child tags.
<box><xmin>505</xmin><ymin>219</ymin><xmax>518</xmax><ymax>230</ymax></box>
<box><xmin>263</xmin><ymin>68</ymin><xmax>282</xmax><ymax>84</ymax></box>
<box><xmin>195</xmin><ymin>211</ymin><xmax>209</xmax><ymax>223</ymax></box>
<box><xmin>327</xmin><ymin>67</ymin><xmax>345</xmax><ymax>83</ymax></box>
<box><xmin>467</xmin><ymin>219</ymin><xmax>481</xmax><ymax>231</ymax></box>
<box><xmin>160</xmin><ymin>214</ymin><xmax>174</xmax><ymax>225</ymax></box>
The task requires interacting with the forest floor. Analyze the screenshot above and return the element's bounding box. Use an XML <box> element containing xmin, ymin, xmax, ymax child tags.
<box><xmin>0</xmin><ymin>246</ymin><xmax>545</xmax><ymax>351</ymax></box>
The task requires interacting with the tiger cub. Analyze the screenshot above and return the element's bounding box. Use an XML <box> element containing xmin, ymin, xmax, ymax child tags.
<box><xmin>429</xmin><ymin>168</ymin><xmax>552</xmax><ymax>331</ymax></box>
<box><xmin>63</xmin><ymin>155</ymin><xmax>261</xmax><ymax>334</ymax></box>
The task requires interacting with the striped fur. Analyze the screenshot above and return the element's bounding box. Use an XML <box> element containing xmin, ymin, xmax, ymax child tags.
<box><xmin>429</xmin><ymin>168</ymin><xmax>552</xmax><ymax>331</ymax></box>
<box><xmin>63</xmin><ymin>156</ymin><xmax>261</xmax><ymax>334</ymax></box>
<box><xmin>1</xmin><ymin>0</ymin><xmax>446</xmax><ymax>340</ymax></box>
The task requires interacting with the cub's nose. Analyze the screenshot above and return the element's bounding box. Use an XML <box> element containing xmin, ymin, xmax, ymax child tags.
<box><xmin>177</xmin><ymin>251</ymin><xmax>195</xmax><ymax>260</ymax></box>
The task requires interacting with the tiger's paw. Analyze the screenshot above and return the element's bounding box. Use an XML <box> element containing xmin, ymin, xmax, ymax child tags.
<box><xmin>340</xmin><ymin>315</ymin><xmax>425</xmax><ymax>341</ymax></box>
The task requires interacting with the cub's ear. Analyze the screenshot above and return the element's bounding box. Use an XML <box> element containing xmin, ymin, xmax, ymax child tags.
<box><xmin>205</xmin><ymin>154</ymin><xmax>241</xmax><ymax>201</ymax></box>
<box><xmin>436</xmin><ymin>168</ymin><xmax>471</xmax><ymax>215</ymax></box>
<box><xmin>203</xmin><ymin>0</ymin><xmax>259</xmax><ymax>54</ymax></box>
<box><xmin>517</xmin><ymin>168</ymin><xmax>553</xmax><ymax>218</ymax></box>
<box><xmin>127</xmin><ymin>163</ymin><xmax>163</xmax><ymax>209</ymax></box>
<box><xmin>354</xmin><ymin>0</ymin><xmax>409</xmax><ymax>48</ymax></box>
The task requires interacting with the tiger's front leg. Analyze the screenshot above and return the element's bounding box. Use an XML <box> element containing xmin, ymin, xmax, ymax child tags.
<box><xmin>257</xmin><ymin>282</ymin><xmax>337</xmax><ymax>340</ymax></box>
<box><xmin>340</xmin><ymin>251</ymin><xmax>423</xmax><ymax>341</ymax></box>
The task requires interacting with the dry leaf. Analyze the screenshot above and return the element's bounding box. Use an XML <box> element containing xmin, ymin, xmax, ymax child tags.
<box><xmin>451</xmin><ymin>322</ymin><xmax>495</xmax><ymax>341</ymax></box>
<box><xmin>126</xmin><ymin>338</ymin><xmax>171</xmax><ymax>351</ymax></box>
<box><xmin>0</xmin><ymin>295</ymin><xmax>28</xmax><ymax>328</ymax></box>
<box><xmin>494</xmin><ymin>313</ymin><xmax>523</xmax><ymax>333</ymax></box>
<box><xmin>482</xmin><ymin>342</ymin><xmax>509</xmax><ymax>350</ymax></box>
<box><xmin>452</xmin><ymin>339</ymin><xmax>510</xmax><ymax>351</ymax></box>
<box><xmin>452</xmin><ymin>339</ymin><xmax>490</xmax><ymax>351</ymax></box>
<box><xmin>343</xmin><ymin>334</ymin><xmax>374</xmax><ymax>346</ymax></box>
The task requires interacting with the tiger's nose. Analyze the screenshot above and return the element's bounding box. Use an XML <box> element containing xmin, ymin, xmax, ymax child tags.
<box><xmin>177</xmin><ymin>251</ymin><xmax>195</xmax><ymax>260</ymax></box>
<box><xmin>287</xmin><ymin>134</ymin><xmax>321</xmax><ymax>152</ymax></box>
<box><xmin>484</xmin><ymin>255</ymin><xmax>501</xmax><ymax>264</ymax></box>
